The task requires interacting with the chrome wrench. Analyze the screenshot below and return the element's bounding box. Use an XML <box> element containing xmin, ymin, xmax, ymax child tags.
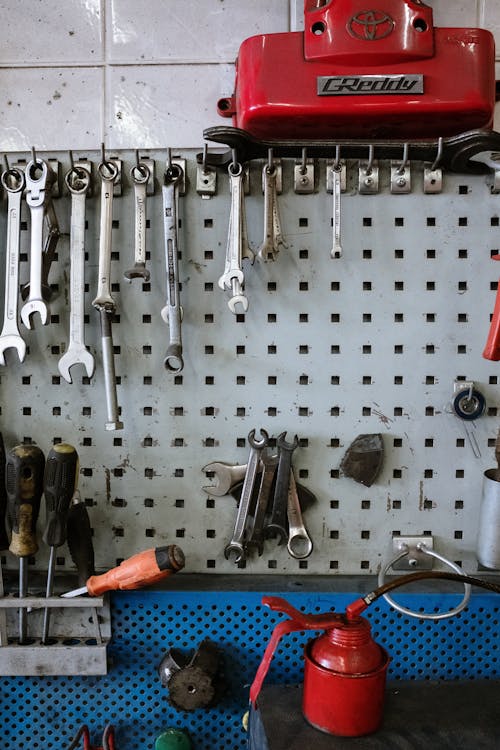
<box><xmin>224</xmin><ymin>429</ymin><xmax>269</xmax><ymax>564</ymax></box>
<box><xmin>218</xmin><ymin>162</ymin><xmax>254</xmax><ymax>314</ymax></box>
<box><xmin>202</xmin><ymin>462</ymin><xmax>249</xmax><ymax>497</ymax></box>
<box><xmin>92</xmin><ymin>160</ymin><xmax>123</xmax><ymax>430</ymax></box>
<box><xmin>246</xmin><ymin>451</ymin><xmax>278</xmax><ymax>556</ymax></box>
<box><xmin>330</xmin><ymin>162</ymin><xmax>343</xmax><ymax>259</ymax></box>
<box><xmin>287</xmin><ymin>468</ymin><xmax>313</xmax><ymax>559</ymax></box>
<box><xmin>58</xmin><ymin>165</ymin><xmax>95</xmax><ymax>383</ymax></box>
<box><xmin>258</xmin><ymin>163</ymin><xmax>286</xmax><ymax>262</ymax></box>
<box><xmin>161</xmin><ymin>161</ymin><xmax>184</xmax><ymax>372</ymax></box>
<box><xmin>21</xmin><ymin>159</ymin><xmax>53</xmax><ymax>328</ymax></box>
<box><xmin>124</xmin><ymin>162</ymin><xmax>150</xmax><ymax>281</ymax></box>
<box><xmin>266</xmin><ymin>432</ymin><xmax>299</xmax><ymax>544</ymax></box>
<box><xmin>0</xmin><ymin>167</ymin><xmax>26</xmax><ymax>364</ymax></box>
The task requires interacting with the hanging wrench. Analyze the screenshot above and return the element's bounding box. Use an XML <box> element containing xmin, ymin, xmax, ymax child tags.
<box><xmin>202</xmin><ymin>462</ymin><xmax>249</xmax><ymax>497</ymax></box>
<box><xmin>21</xmin><ymin>158</ymin><xmax>55</xmax><ymax>328</ymax></box>
<box><xmin>161</xmin><ymin>161</ymin><xmax>184</xmax><ymax>372</ymax></box>
<box><xmin>218</xmin><ymin>162</ymin><xmax>254</xmax><ymax>314</ymax></box>
<box><xmin>58</xmin><ymin>165</ymin><xmax>95</xmax><ymax>383</ymax></box>
<box><xmin>124</xmin><ymin>162</ymin><xmax>150</xmax><ymax>282</ymax></box>
<box><xmin>330</xmin><ymin>162</ymin><xmax>343</xmax><ymax>259</ymax></box>
<box><xmin>287</xmin><ymin>468</ymin><xmax>313</xmax><ymax>559</ymax></box>
<box><xmin>0</xmin><ymin>166</ymin><xmax>26</xmax><ymax>364</ymax></box>
<box><xmin>266</xmin><ymin>432</ymin><xmax>299</xmax><ymax>544</ymax></box>
<box><xmin>92</xmin><ymin>159</ymin><xmax>123</xmax><ymax>431</ymax></box>
<box><xmin>246</xmin><ymin>451</ymin><xmax>278</xmax><ymax>556</ymax></box>
<box><xmin>257</xmin><ymin>162</ymin><xmax>286</xmax><ymax>262</ymax></box>
<box><xmin>224</xmin><ymin>429</ymin><xmax>269</xmax><ymax>564</ymax></box>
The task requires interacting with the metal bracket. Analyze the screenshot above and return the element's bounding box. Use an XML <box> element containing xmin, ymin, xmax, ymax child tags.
<box><xmin>261</xmin><ymin>159</ymin><xmax>283</xmax><ymax>194</ymax></box>
<box><xmin>108</xmin><ymin>157</ymin><xmax>122</xmax><ymax>196</ymax></box>
<box><xmin>391</xmin><ymin>161</ymin><xmax>412</xmax><ymax>194</ymax></box>
<box><xmin>294</xmin><ymin>161</ymin><xmax>315</xmax><ymax>194</ymax></box>
<box><xmin>423</xmin><ymin>163</ymin><xmax>443</xmax><ymax>194</ymax></box>
<box><xmin>196</xmin><ymin>164</ymin><xmax>217</xmax><ymax>198</ymax></box>
<box><xmin>168</xmin><ymin>157</ymin><xmax>187</xmax><ymax>196</ymax></box>
<box><xmin>358</xmin><ymin>160</ymin><xmax>379</xmax><ymax>194</ymax></box>
<box><xmin>137</xmin><ymin>157</ymin><xmax>156</xmax><ymax>196</ymax></box>
<box><xmin>326</xmin><ymin>161</ymin><xmax>347</xmax><ymax>193</ymax></box>
<box><xmin>391</xmin><ymin>535</ymin><xmax>434</xmax><ymax>570</ymax></box>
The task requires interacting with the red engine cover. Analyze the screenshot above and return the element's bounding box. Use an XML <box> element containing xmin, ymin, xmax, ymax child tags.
<box><xmin>219</xmin><ymin>0</ymin><xmax>495</xmax><ymax>140</ymax></box>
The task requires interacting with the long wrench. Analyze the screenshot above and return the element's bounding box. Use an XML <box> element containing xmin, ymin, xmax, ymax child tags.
<box><xmin>124</xmin><ymin>162</ymin><xmax>150</xmax><ymax>282</ymax></box>
<box><xmin>0</xmin><ymin>167</ymin><xmax>26</xmax><ymax>363</ymax></box>
<box><xmin>92</xmin><ymin>160</ymin><xmax>123</xmax><ymax>430</ymax></box>
<box><xmin>202</xmin><ymin>462</ymin><xmax>249</xmax><ymax>497</ymax></box>
<box><xmin>246</xmin><ymin>451</ymin><xmax>278</xmax><ymax>556</ymax></box>
<box><xmin>58</xmin><ymin>166</ymin><xmax>95</xmax><ymax>383</ymax></box>
<box><xmin>266</xmin><ymin>432</ymin><xmax>299</xmax><ymax>544</ymax></box>
<box><xmin>161</xmin><ymin>162</ymin><xmax>184</xmax><ymax>372</ymax></box>
<box><xmin>330</xmin><ymin>162</ymin><xmax>343</xmax><ymax>259</ymax></box>
<box><xmin>224</xmin><ymin>429</ymin><xmax>268</xmax><ymax>564</ymax></box>
<box><xmin>258</xmin><ymin>163</ymin><xmax>286</xmax><ymax>262</ymax></box>
<box><xmin>218</xmin><ymin>162</ymin><xmax>254</xmax><ymax>314</ymax></box>
<box><xmin>21</xmin><ymin>159</ymin><xmax>54</xmax><ymax>328</ymax></box>
<box><xmin>287</xmin><ymin>468</ymin><xmax>313</xmax><ymax>559</ymax></box>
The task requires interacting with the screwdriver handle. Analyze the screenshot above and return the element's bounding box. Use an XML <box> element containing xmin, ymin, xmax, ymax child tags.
<box><xmin>67</xmin><ymin>491</ymin><xmax>95</xmax><ymax>587</ymax></box>
<box><xmin>7</xmin><ymin>444</ymin><xmax>45</xmax><ymax>558</ymax></box>
<box><xmin>86</xmin><ymin>545</ymin><xmax>185</xmax><ymax>596</ymax></box>
<box><xmin>0</xmin><ymin>433</ymin><xmax>8</xmax><ymax>551</ymax></box>
<box><xmin>43</xmin><ymin>443</ymin><xmax>79</xmax><ymax>548</ymax></box>
<box><xmin>483</xmin><ymin>273</ymin><xmax>500</xmax><ymax>360</ymax></box>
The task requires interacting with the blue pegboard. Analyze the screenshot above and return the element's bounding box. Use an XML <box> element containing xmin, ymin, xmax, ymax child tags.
<box><xmin>0</xmin><ymin>590</ymin><xmax>499</xmax><ymax>749</ymax></box>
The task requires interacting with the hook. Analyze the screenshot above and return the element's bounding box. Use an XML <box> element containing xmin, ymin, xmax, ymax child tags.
<box><xmin>101</xmin><ymin>142</ymin><xmax>106</xmax><ymax>164</ymax></box>
<box><xmin>396</xmin><ymin>143</ymin><xmax>409</xmax><ymax>175</ymax></box>
<box><xmin>202</xmin><ymin>143</ymin><xmax>209</xmax><ymax>174</ymax></box>
<box><xmin>166</xmin><ymin>147</ymin><xmax>172</xmax><ymax>172</ymax></box>
<box><xmin>431</xmin><ymin>137</ymin><xmax>443</xmax><ymax>172</ymax></box>
<box><xmin>366</xmin><ymin>145</ymin><xmax>375</xmax><ymax>176</ymax></box>
<box><xmin>333</xmin><ymin>145</ymin><xmax>341</xmax><ymax>170</ymax></box>
<box><xmin>300</xmin><ymin>147</ymin><xmax>307</xmax><ymax>175</ymax></box>
<box><xmin>267</xmin><ymin>147</ymin><xmax>274</xmax><ymax>173</ymax></box>
<box><xmin>3</xmin><ymin>154</ymin><xmax>9</xmax><ymax>172</ymax></box>
<box><xmin>31</xmin><ymin>145</ymin><xmax>37</xmax><ymax>164</ymax></box>
<box><xmin>69</xmin><ymin>150</ymin><xmax>75</xmax><ymax>171</ymax></box>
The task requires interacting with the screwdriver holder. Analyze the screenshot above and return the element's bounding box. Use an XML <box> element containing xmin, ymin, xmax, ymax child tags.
<box><xmin>0</xmin><ymin>591</ymin><xmax>110</xmax><ymax>675</ymax></box>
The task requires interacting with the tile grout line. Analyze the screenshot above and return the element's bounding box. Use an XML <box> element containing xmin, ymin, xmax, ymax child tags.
<box><xmin>102</xmin><ymin>0</ymin><xmax>108</xmax><ymax>148</ymax></box>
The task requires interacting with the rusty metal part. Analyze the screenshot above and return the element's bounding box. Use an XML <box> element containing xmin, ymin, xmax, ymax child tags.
<box><xmin>340</xmin><ymin>433</ymin><xmax>384</xmax><ymax>487</ymax></box>
<box><xmin>159</xmin><ymin>638</ymin><xmax>225</xmax><ymax>711</ymax></box>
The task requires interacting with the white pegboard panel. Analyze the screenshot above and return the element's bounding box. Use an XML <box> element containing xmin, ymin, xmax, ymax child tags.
<box><xmin>0</xmin><ymin>149</ymin><xmax>499</xmax><ymax>578</ymax></box>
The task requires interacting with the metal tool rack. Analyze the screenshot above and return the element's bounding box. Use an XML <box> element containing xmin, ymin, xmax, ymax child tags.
<box><xmin>0</xmin><ymin>148</ymin><xmax>499</xmax><ymax>747</ymax></box>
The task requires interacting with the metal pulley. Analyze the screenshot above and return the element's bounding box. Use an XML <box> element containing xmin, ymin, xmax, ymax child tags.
<box><xmin>158</xmin><ymin>638</ymin><xmax>225</xmax><ymax>711</ymax></box>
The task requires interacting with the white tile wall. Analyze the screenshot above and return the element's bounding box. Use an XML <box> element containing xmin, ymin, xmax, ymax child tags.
<box><xmin>0</xmin><ymin>0</ymin><xmax>498</xmax><ymax>150</ymax></box>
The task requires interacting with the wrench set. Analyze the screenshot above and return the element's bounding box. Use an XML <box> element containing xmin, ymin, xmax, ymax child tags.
<box><xmin>203</xmin><ymin>429</ymin><xmax>313</xmax><ymax>566</ymax></box>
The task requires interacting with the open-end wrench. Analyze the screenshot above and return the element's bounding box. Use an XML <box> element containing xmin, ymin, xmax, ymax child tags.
<box><xmin>92</xmin><ymin>160</ymin><xmax>123</xmax><ymax>431</ymax></box>
<box><xmin>246</xmin><ymin>451</ymin><xmax>278</xmax><ymax>556</ymax></box>
<box><xmin>161</xmin><ymin>161</ymin><xmax>184</xmax><ymax>372</ymax></box>
<box><xmin>287</xmin><ymin>468</ymin><xmax>313</xmax><ymax>559</ymax></box>
<box><xmin>330</xmin><ymin>162</ymin><xmax>342</xmax><ymax>259</ymax></box>
<box><xmin>124</xmin><ymin>162</ymin><xmax>150</xmax><ymax>282</ymax></box>
<box><xmin>202</xmin><ymin>462</ymin><xmax>248</xmax><ymax>497</ymax></box>
<box><xmin>266</xmin><ymin>432</ymin><xmax>299</xmax><ymax>544</ymax></box>
<box><xmin>0</xmin><ymin>167</ymin><xmax>26</xmax><ymax>364</ymax></box>
<box><xmin>21</xmin><ymin>199</ymin><xmax>60</xmax><ymax>303</ymax></box>
<box><xmin>224</xmin><ymin>429</ymin><xmax>268</xmax><ymax>564</ymax></box>
<box><xmin>218</xmin><ymin>162</ymin><xmax>254</xmax><ymax>314</ymax></box>
<box><xmin>257</xmin><ymin>163</ymin><xmax>286</xmax><ymax>262</ymax></box>
<box><xmin>58</xmin><ymin>165</ymin><xmax>95</xmax><ymax>383</ymax></box>
<box><xmin>21</xmin><ymin>159</ymin><xmax>54</xmax><ymax>329</ymax></box>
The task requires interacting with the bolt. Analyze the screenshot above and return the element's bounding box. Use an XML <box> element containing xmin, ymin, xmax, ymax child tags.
<box><xmin>364</xmin><ymin>177</ymin><xmax>373</xmax><ymax>187</ymax></box>
<box><xmin>408</xmin><ymin>558</ymin><xmax>418</xmax><ymax>567</ymax></box>
<box><xmin>300</xmin><ymin>176</ymin><xmax>309</xmax><ymax>186</ymax></box>
<box><xmin>397</xmin><ymin>177</ymin><xmax>407</xmax><ymax>188</ymax></box>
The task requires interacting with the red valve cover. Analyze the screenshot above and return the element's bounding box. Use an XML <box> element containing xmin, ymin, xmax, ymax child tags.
<box><xmin>219</xmin><ymin>0</ymin><xmax>495</xmax><ymax>140</ymax></box>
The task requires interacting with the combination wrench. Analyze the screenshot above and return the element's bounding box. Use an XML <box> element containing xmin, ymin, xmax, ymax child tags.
<box><xmin>246</xmin><ymin>451</ymin><xmax>278</xmax><ymax>556</ymax></box>
<box><xmin>218</xmin><ymin>162</ymin><xmax>254</xmax><ymax>314</ymax></box>
<box><xmin>0</xmin><ymin>167</ymin><xmax>26</xmax><ymax>364</ymax></box>
<box><xmin>224</xmin><ymin>429</ymin><xmax>269</xmax><ymax>564</ymax></box>
<box><xmin>202</xmin><ymin>462</ymin><xmax>249</xmax><ymax>497</ymax></box>
<box><xmin>161</xmin><ymin>160</ymin><xmax>184</xmax><ymax>372</ymax></box>
<box><xmin>266</xmin><ymin>432</ymin><xmax>299</xmax><ymax>543</ymax></box>
<box><xmin>257</xmin><ymin>162</ymin><xmax>286</xmax><ymax>262</ymax></box>
<box><xmin>21</xmin><ymin>158</ymin><xmax>56</xmax><ymax>329</ymax></box>
<box><xmin>124</xmin><ymin>161</ymin><xmax>150</xmax><ymax>282</ymax></box>
<box><xmin>92</xmin><ymin>159</ymin><xmax>123</xmax><ymax>430</ymax></box>
<box><xmin>58</xmin><ymin>165</ymin><xmax>95</xmax><ymax>383</ymax></box>
<box><xmin>330</xmin><ymin>162</ymin><xmax>343</xmax><ymax>259</ymax></box>
<box><xmin>287</xmin><ymin>468</ymin><xmax>313</xmax><ymax>559</ymax></box>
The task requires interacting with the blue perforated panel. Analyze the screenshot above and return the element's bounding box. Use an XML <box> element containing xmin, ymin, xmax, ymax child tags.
<box><xmin>1</xmin><ymin>590</ymin><xmax>499</xmax><ymax>749</ymax></box>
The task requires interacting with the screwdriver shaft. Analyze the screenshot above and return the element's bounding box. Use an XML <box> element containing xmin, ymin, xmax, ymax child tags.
<box><xmin>41</xmin><ymin>546</ymin><xmax>56</xmax><ymax>644</ymax></box>
<box><xmin>19</xmin><ymin>557</ymin><xmax>28</xmax><ymax>644</ymax></box>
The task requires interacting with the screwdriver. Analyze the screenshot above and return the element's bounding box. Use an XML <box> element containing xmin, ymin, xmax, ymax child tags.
<box><xmin>67</xmin><ymin>489</ymin><xmax>95</xmax><ymax>588</ymax></box>
<box><xmin>42</xmin><ymin>443</ymin><xmax>79</xmax><ymax>643</ymax></box>
<box><xmin>7</xmin><ymin>443</ymin><xmax>45</xmax><ymax>643</ymax></box>
<box><xmin>61</xmin><ymin>545</ymin><xmax>185</xmax><ymax>598</ymax></box>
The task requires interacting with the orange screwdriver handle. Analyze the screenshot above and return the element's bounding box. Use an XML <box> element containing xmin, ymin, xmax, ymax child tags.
<box><xmin>483</xmin><ymin>262</ymin><xmax>500</xmax><ymax>361</ymax></box>
<box><xmin>86</xmin><ymin>545</ymin><xmax>185</xmax><ymax>596</ymax></box>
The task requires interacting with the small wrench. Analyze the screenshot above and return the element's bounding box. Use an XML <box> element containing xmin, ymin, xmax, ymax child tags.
<box><xmin>266</xmin><ymin>432</ymin><xmax>299</xmax><ymax>544</ymax></box>
<box><xmin>202</xmin><ymin>462</ymin><xmax>248</xmax><ymax>497</ymax></box>
<box><xmin>224</xmin><ymin>429</ymin><xmax>269</xmax><ymax>564</ymax></box>
<box><xmin>330</xmin><ymin>163</ymin><xmax>342</xmax><ymax>259</ymax></box>
<box><xmin>246</xmin><ymin>451</ymin><xmax>278</xmax><ymax>556</ymax></box>
<box><xmin>124</xmin><ymin>162</ymin><xmax>150</xmax><ymax>281</ymax></box>
<box><xmin>287</xmin><ymin>468</ymin><xmax>313</xmax><ymax>559</ymax></box>
<box><xmin>257</xmin><ymin>163</ymin><xmax>286</xmax><ymax>262</ymax></box>
<box><xmin>0</xmin><ymin>167</ymin><xmax>26</xmax><ymax>364</ymax></box>
<box><xmin>161</xmin><ymin>161</ymin><xmax>184</xmax><ymax>372</ymax></box>
<box><xmin>218</xmin><ymin>162</ymin><xmax>254</xmax><ymax>314</ymax></box>
<box><xmin>21</xmin><ymin>159</ymin><xmax>55</xmax><ymax>328</ymax></box>
<box><xmin>58</xmin><ymin>166</ymin><xmax>95</xmax><ymax>383</ymax></box>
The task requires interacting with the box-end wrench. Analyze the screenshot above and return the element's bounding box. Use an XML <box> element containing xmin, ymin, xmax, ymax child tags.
<box><xmin>266</xmin><ymin>432</ymin><xmax>299</xmax><ymax>544</ymax></box>
<box><xmin>287</xmin><ymin>468</ymin><xmax>313</xmax><ymax>559</ymax></box>
<box><xmin>92</xmin><ymin>159</ymin><xmax>123</xmax><ymax>431</ymax></box>
<box><xmin>218</xmin><ymin>162</ymin><xmax>254</xmax><ymax>315</ymax></box>
<box><xmin>246</xmin><ymin>451</ymin><xmax>278</xmax><ymax>556</ymax></box>
<box><xmin>124</xmin><ymin>162</ymin><xmax>150</xmax><ymax>282</ymax></box>
<box><xmin>161</xmin><ymin>160</ymin><xmax>184</xmax><ymax>372</ymax></box>
<box><xmin>0</xmin><ymin>167</ymin><xmax>26</xmax><ymax>364</ymax></box>
<box><xmin>257</xmin><ymin>161</ymin><xmax>287</xmax><ymax>262</ymax></box>
<box><xmin>58</xmin><ymin>165</ymin><xmax>95</xmax><ymax>383</ymax></box>
<box><xmin>21</xmin><ymin>159</ymin><xmax>55</xmax><ymax>329</ymax></box>
<box><xmin>224</xmin><ymin>429</ymin><xmax>269</xmax><ymax>564</ymax></box>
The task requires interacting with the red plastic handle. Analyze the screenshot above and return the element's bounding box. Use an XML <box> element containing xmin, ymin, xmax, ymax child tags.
<box><xmin>483</xmin><ymin>275</ymin><xmax>500</xmax><ymax>360</ymax></box>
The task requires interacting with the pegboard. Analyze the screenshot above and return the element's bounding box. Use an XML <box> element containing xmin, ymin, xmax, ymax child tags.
<box><xmin>0</xmin><ymin>149</ymin><xmax>499</xmax><ymax>576</ymax></box>
<box><xmin>0</xmin><ymin>588</ymin><xmax>498</xmax><ymax>750</ymax></box>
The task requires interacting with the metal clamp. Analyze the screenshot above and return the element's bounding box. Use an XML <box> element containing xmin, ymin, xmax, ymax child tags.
<box><xmin>378</xmin><ymin>540</ymin><xmax>471</xmax><ymax>620</ymax></box>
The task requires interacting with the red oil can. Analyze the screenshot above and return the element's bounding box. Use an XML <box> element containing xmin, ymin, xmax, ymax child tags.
<box><xmin>218</xmin><ymin>0</ymin><xmax>495</xmax><ymax>140</ymax></box>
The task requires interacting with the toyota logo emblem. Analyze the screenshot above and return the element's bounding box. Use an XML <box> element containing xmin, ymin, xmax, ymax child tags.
<box><xmin>348</xmin><ymin>10</ymin><xmax>395</xmax><ymax>41</ymax></box>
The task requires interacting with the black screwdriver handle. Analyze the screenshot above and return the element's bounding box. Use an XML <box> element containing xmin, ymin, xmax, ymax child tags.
<box><xmin>67</xmin><ymin>491</ymin><xmax>95</xmax><ymax>587</ymax></box>
<box><xmin>43</xmin><ymin>443</ymin><xmax>79</xmax><ymax>548</ymax></box>
<box><xmin>7</xmin><ymin>444</ymin><xmax>45</xmax><ymax>558</ymax></box>
<box><xmin>0</xmin><ymin>433</ymin><xmax>8</xmax><ymax>551</ymax></box>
